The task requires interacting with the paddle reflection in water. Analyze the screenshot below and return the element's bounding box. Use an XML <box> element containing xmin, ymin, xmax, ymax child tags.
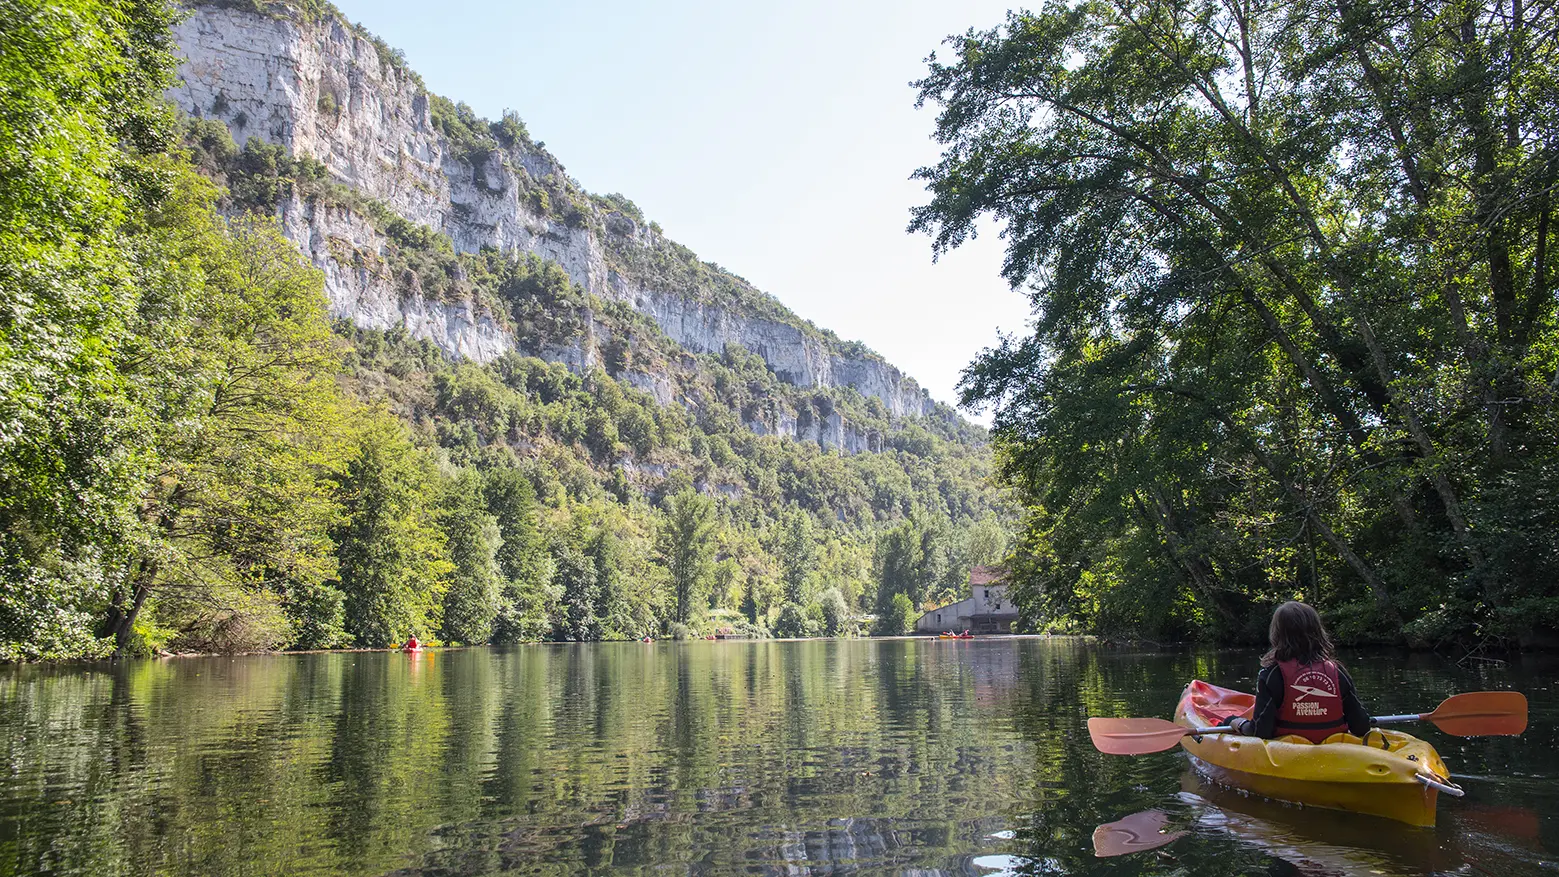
<box><xmin>1092</xmin><ymin>809</ymin><xmax>1186</xmax><ymax>858</ymax></box>
<box><xmin>1092</xmin><ymin>770</ymin><xmax>1550</xmax><ymax>876</ymax></box>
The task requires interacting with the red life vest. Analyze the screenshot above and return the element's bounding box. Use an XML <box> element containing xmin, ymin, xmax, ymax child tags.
<box><xmin>1273</xmin><ymin>659</ymin><xmax>1348</xmax><ymax>743</ymax></box>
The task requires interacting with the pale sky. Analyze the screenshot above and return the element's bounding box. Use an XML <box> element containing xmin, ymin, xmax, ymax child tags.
<box><xmin>328</xmin><ymin>0</ymin><xmax>1031</xmax><ymax>420</ymax></box>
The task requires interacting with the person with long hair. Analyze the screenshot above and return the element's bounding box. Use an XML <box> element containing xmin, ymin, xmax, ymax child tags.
<box><xmin>1229</xmin><ymin>601</ymin><xmax>1371</xmax><ymax>743</ymax></box>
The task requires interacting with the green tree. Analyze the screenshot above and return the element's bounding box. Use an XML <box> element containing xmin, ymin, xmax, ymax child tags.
<box><xmin>915</xmin><ymin>512</ymin><xmax>958</xmax><ymax>607</ymax></box>
<box><xmin>773</xmin><ymin>602</ymin><xmax>813</xmax><ymax>638</ymax></box>
<box><xmin>0</xmin><ymin>0</ymin><xmax>179</xmax><ymax>659</ymax></box>
<box><xmin>440</xmin><ymin>471</ymin><xmax>502</xmax><ymax>645</ymax></box>
<box><xmin>878</xmin><ymin>593</ymin><xmax>916</xmax><ymax>637</ymax></box>
<box><xmin>960</xmin><ymin>514</ymin><xmax>1009</xmax><ymax>579</ymax></box>
<box><xmin>553</xmin><ymin>534</ymin><xmax>601</xmax><ymax>641</ymax></box>
<box><xmin>818</xmin><ymin>587</ymin><xmax>849</xmax><ymax>636</ymax></box>
<box><xmin>587</xmin><ymin>526</ymin><xmax>633</xmax><ymax>638</ymax></box>
<box><xmin>658</xmin><ymin>489</ymin><xmax>716</xmax><ymax>626</ymax></box>
<box><xmin>912</xmin><ymin>0</ymin><xmax>1559</xmax><ymax>644</ymax></box>
<box><xmin>287</xmin><ymin>581</ymin><xmax>350</xmax><ymax>649</ymax></box>
<box><xmin>711</xmin><ymin>557</ymin><xmax>743</xmax><ymax>613</ymax></box>
<box><xmin>482</xmin><ymin>466</ymin><xmax>555</xmax><ymax>642</ymax></box>
<box><xmin>739</xmin><ymin>572</ymin><xmax>763</xmax><ymax>625</ymax></box>
<box><xmin>100</xmin><ymin>187</ymin><xmax>349</xmax><ymax>654</ymax></box>
<box><xmin>874</xmin><ymin>519</ymin><xmax>928</xmax><ymax>619</ymax></box>
<box><xmin>332</xmin><ymin>413</ymin><xmax>452</xmax><ymax>647</ymax></box>
<box><xmin>776</xmin><ymin>505</ymin><xmax>818</xmax><ymax>605</ymax></box>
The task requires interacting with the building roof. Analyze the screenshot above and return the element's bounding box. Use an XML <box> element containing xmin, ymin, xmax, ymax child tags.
<box><xmin>969</xmin><ymin>565</ymin><xmax>1007</xmax><ymax>587</ymax></box>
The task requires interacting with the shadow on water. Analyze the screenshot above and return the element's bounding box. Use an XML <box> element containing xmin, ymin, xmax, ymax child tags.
<box><xmin>1</xmin><ymin>639</ymin><xmax>1555</xmax><ymax>875</ymax></box>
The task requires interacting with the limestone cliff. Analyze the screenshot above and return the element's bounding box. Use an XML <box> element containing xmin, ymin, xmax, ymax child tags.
<box><xmin>169</xmin><ymin>1</ymin><xmax>946</xmax><ymax>433</ymax></box>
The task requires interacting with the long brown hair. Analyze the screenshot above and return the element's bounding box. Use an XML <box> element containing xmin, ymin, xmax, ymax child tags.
<box><xmin>1260</xmin><ymin>601</ymin><xmax>1337</xmax><ymax>668</ymax></box>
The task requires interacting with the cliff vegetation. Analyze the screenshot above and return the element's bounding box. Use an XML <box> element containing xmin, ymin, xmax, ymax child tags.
<box><xmin>0</xmin><ymin>0</ymin><xmax>1009</xmax><ymax>660</ymax></box>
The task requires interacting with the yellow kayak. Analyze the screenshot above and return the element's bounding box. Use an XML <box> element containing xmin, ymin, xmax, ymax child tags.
<box><xmin>1175</xmin><ymin>679</ymin><xmax>1460</xmax><ymax>827</ymax></box>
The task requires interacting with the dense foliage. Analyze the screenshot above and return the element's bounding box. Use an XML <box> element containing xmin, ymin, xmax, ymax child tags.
<box><xmin>2</xmin><ymin>0</ymin><xmax>184</xmax><ymax>659</ymax></box>
<box><xmin>0</xmin><ymin>0</ymin><xmax>1010</xmax><ymax>659</ymax></box>
<box><xmin>915</xmin><ymin>0</ymin><xmax>1559</xmax><ymax>647</ymax></box>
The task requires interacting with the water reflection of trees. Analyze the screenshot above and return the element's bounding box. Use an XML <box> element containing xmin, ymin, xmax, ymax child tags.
<box><xmin>2</xmin><ymin>644</ymin><xmax>1552</xmax><ymax>876</ymax></box>
<box><xmin>0</xmin><ymin>644</ymin><xmax>1038</xmax><ymax>874</ymax></box>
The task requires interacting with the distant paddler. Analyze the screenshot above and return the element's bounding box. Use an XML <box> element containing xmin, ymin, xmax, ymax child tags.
<box><xmin>401</xmin><ymin>635</ymin><xmax>421</xmax><ymax>652</ymax></box>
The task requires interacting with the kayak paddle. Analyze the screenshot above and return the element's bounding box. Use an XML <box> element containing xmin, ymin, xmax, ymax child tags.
<box><xmin>1372</xmin><ymin>691</ymin><xmax>1527</xmax><ymax>737</ymax></box>
<box><xmin>1088</xmin><ymin>717</ymin><xmax>1227</xmax><ymax>756</ymax></box>
<box><xmin>1089</xmin><ymin>690</ymin><xmax>1528</xmax><ymax>756</ymax></box>
<box><xmin>1092</xmin><ymin>809</ymin><xmax>1185</xmax><ymax>858</ymax></box>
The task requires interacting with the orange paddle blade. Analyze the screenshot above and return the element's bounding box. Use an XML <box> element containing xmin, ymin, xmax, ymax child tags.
<box><xmin>1087</xmin><ymin>717</ymin><xmax>1199</xmax><ymax>755</ymax></box>
<box><xmin>1093</xmin><ymin>809</ymin><xmax>1187</xmax><ymax>858</ymax></box>
<box><xmin>1423</xmin><ymin>691</ymin><xmax>1528</xmax><ymax>736</ymax></box>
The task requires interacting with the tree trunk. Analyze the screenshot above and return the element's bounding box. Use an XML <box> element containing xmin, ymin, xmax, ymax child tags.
<box><xmin>110</xmin><ymin>561</ymin><xmax>157</xmax><ymax>654</ymax></box>
<box><xmin>1129</xmin><ymin>382</ymin><xmax>1404</xmax><ymax>626</ymax></box>
<box><xmin>1140</xmin><ymin>488</ymin><xmax>1241</xmax><ymax>629</ymax></box>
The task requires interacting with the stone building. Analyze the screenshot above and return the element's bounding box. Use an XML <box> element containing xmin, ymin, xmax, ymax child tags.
<box><xmin>914</xmin><ymin>567</ymin><xmax>1019</xmax><ymax>634</ymax></box>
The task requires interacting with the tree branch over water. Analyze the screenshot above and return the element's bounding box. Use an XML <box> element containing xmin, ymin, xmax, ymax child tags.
<box><xmin>915</xmin><ymin>0</ymin><xmax>1559</xmax><ymax>644</ymax></box>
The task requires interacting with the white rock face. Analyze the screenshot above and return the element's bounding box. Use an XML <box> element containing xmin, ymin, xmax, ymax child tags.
<box><xmin>274</xmin><ymin>193</ymin><xmax>515</xmax><ymax>360</ymax></box>
<box><xmin>620</xmin><ymin>370</ymin><xmax>676</xmax><ymax>409</ymax></box>
<box><xmin>622</xmin><ymin>284</ymin><xmax>933</xmax><ymax>419</ymax></box>
<box><xmin>170</xmin><ymin>3</ymin><xmax>948</xmax><ymax>435</ymax></box>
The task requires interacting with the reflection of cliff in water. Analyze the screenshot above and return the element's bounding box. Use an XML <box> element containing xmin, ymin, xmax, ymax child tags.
<box><xmin>762</xmin><ymin>815</ymin><xmax>1017</xmax><ymax>875</ymax></box>
<box><xmin>371</xmin><ymin>642</ymin><xmax>1038</xmax><ymax>874</ymax></box>
<box><xmin>434</xmin><ymin>812</ymin><xmax>1022</xmax><ymax>875</ymax></box>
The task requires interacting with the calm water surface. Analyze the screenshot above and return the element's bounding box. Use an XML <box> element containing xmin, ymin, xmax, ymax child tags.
<box><xmin>1</xmin><ymin>639</ymin><xmax>1555</xmax><ymax>875</ymax></box>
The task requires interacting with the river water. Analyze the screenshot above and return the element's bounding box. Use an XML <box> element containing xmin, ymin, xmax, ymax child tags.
<box><xmin>1</xmin><ymin>638</ymin><xmax>1554</xmax><ymax>876</ymax></box>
